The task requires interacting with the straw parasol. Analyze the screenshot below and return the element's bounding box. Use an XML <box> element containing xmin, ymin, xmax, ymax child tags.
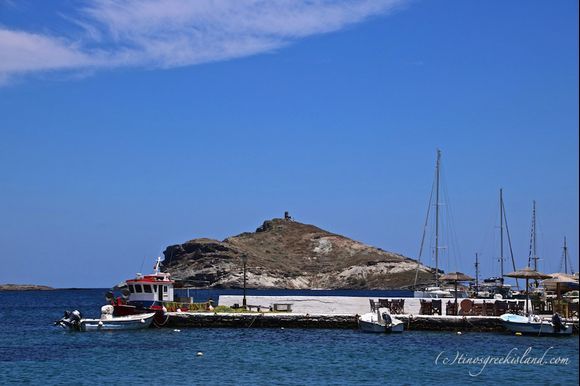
<box><xmin>542</xmin><ymin>274</ymin><xmax>580</xmax><ymax>314</ymax></box>
<box><xmin>440</xmin><ymin>272</ymin><xmax>474</xmax><ymax>316</ymax></box>
<box><xmin>505</xmin><ymin>266</ymin><xmax>551</xmax><ymax>315</ymax></box>
<box><xmin>543</xmin><ymin>274</ymin><xmax>578</xmax><ymax>292</ymax></box>
<box><xmin>543</xmin><ymin>273</ymin><xmax>578</xmax><ymax>292</ymax></box>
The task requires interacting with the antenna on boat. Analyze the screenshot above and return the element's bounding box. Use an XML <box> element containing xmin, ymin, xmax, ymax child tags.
<box><xmin>138</xmin><ymin>255</ymin><xmax>146</xmax><ymax>276</ymax></box>
<box><xmin>154</xmin><ymin>256</ymin><xmax>162</xmax><ymax>274</ymax></box>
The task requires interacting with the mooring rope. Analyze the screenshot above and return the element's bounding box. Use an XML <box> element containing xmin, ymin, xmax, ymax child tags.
<box><xmin>154</xmin><ymin>313</ymin><xmax>170</xmax><ymax>328</ymax></box>
<box><xmin>247</xmin><ymin>313</ymin><xmax>260</xmax><ymax>328</ymax></box>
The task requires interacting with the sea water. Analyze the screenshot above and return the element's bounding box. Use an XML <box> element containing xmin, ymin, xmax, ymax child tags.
<box><xmin>0</xmin><ymin>289</ymin><xmax>578</xmax><ymax>385</ymax></box>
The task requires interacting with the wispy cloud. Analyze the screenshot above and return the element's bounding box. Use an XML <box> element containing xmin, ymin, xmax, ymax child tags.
<box><xmin>0</xmin><ymin>0</ymin><xmax>406</xmax><ymax>84</ymax></box>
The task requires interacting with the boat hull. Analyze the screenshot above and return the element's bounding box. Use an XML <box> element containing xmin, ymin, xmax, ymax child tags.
<box><xmin>359</xmin><ymin>319</ymin><xmax>388</xmax><ymax>333</ymax></box>
<box><xmin>358</xmin><ymin>312</ymin><xmax>404</xmax><ymax>333</ymax></box>
<box><xmin>79</xmin><ymin>313</ymin><xmax>155</xmax><ymax>331</ymax></box>
<box><xmin>499</xmin><ymin>314</ymin><xmax>573</xmax><ymax>336</ymax></box>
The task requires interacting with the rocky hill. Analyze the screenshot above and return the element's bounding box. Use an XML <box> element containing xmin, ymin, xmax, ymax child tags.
<box><xmin>161</xmin><ymin>217</ymin><xmax>435</xmax><ymax>289</ymax></box>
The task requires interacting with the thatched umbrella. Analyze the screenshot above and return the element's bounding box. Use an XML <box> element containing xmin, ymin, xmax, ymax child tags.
<box><xmin>543</xmin><ymin>275</ymin><xmax>578</xmax><ymax>296</ymax></box>
<box><xmin>505</xmin><ymin>267</ymin><xmax>551</xmax><ymax>315</ymax></box>
<box><xmin>440</xmin><ymin>272</ymin><xmax>474</xmax><ymax>315</ymax></box>
<box><xmin>542</xmin><ymin>275</ymin><xmax>579</xmax><ymax>316</ymax></box>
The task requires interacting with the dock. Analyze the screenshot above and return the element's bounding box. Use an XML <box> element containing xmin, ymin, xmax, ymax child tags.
<box><xmin>166</xmin><ymin>312</ymin><xmax>580</xmax><ymax>333</ymax></box>
<box><xmin>166</xmin><ymin>312</ymin><xmax>357</xmax><ymax>329</ymax></box>
<box><xmin>163</xmin><ymin>295</ymin><xmax>579</xmax><ymax>333</ymax></box>
<box><xmin>165</xmin><ymin>312</ymin><xmax>578</xmax><ymax>333</ymax></box>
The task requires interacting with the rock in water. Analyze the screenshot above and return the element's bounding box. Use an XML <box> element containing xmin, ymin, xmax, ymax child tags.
<box><xmin>161</xmin><ymin>217</ymin><xmax>434</xmax><ymax>289</ymax></box>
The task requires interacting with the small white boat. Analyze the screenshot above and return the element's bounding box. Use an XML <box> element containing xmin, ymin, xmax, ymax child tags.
<box><xmin>79</xmin><ymin>312</ymin><xmax>155</xmax><ymax>331</ymax></box>
<box><xmin>359</xmin><ymin>309</ymin><xmax>404</xmax><ymax>333</ymax></box>
<box><xmin>55</xmin><ymin>306</ymin><xmax>155</xmax><ymax>332</ymax></box>
<box><xmin>499</xmin><ymin>313</ymin><xmax>573</xmax><ymax>336</ymax></box>
<box><xmin>421</xmin><ymin>286</ymin><xmax>454</xmax><ymax>298</ymax></box>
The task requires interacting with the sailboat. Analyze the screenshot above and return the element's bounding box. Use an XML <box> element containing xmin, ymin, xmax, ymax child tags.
<box><xmin>560</xmin><ymin>237</ymin><xmax>576</xmax><ymax>276</ymax></box>
<box><xmin>413</xmin><ymin>150</ymin><xmax>466</xmax><ymax>299</ymax></box>
<box><xmin>499</xmin><ymin>313</ymin><xmax>573</xmax><ymax>336</ymax></box>
<box><xmin>498</xmin><ymin>203</ymin><xmax>574</xmax><ymax>336</ymax></box>
<box><xmin>478</xmin><ymin>189</ymin><xmax>519</xmax><ymax>299</ymax></box>
<box><xmin>542</xmin><ymin>237</ymin><xmax>579</xmax><ymax>293</ymax></box>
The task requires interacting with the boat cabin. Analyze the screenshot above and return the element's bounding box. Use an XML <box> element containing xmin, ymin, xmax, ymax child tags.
<box><xmin>124</xmin><ymin>258</ymin><xmax>174</xmax><ymax>305</ymax></box>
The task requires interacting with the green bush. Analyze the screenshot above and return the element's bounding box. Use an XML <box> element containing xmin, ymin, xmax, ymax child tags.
<box><xmin>213</xmin><ymin>305</ymin><xmax>259</xmax><ymax>313</ymax></box>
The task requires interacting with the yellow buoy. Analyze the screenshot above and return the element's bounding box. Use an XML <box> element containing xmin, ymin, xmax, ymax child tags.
<box><xmin>515</xmin><ymin>332</ymin><xmax>522</xmax><ymax>336</ymax></box>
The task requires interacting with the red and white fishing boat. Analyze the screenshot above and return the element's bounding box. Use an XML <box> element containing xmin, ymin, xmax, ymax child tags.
<box><xmin>107</xmin><ymin>257</ymin><xmax>212</xmax><ymax>326</ymax></box>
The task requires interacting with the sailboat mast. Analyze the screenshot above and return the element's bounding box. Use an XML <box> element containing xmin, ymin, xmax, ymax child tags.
<box><xmin>563</xmin><ymin>236</ymin><xmax>568</xmax><ymax>274</ymax></box>
<box><xmin>475</xmin><ymin>252</ymin><xmax>480</xmax><ymax>291</ymax></box>
<box><xmin>499</xmin><ymin>188</ymin><xmax>504</xmax><ymax>283</ymax></box>
<box><xmin>532</xmin><ymin>201</ymin><xmax>538</xmax><ymax>271</ymax></box>
<box><xmin>502</xmin><ymin>197</ymin><xmax>520</xmax><ymax>289</ymax></box>
<box><xmin>434</xmin><ymin>149</ymin><xmax>441</xmax><ymax>287</ymax></box>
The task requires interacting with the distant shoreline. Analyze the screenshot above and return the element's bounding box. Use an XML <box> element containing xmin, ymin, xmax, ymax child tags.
<box><xmin>0</xmin><ymin>284</ymin><xmax>55</xmax><ymax>291</ymax></box>
<box><xmin>0</xmin><ymin>285</ymin><xmax>111</xmax><ymax>291</ymax></box>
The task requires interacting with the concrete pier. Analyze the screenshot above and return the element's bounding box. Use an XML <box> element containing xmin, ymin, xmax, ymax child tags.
<box><xmin>162</xmin><ymin>296</ymin><xmax>578</xmax><ymax>333</ymax></box>
<box><xmin>165</xmin><ymin>311</ymin><xmax>579</xmax><ymax>333</ymax></box>
<box><xmin>166</xmin><ymin>312</ymin><xmax>357</xmax><ymax>329</ymax></box>
<box><xmin>165</xmin><ymin>311</ymin><xmax>508</xmax><ymax>331</ymax></box>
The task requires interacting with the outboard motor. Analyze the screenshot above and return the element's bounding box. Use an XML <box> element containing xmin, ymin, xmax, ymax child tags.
<box><xmin>551</xmin><ymin>313</ymin><xmax>566</xmax><ymax>333</ymax></box>
<box><xmin>54</xmin><ymin>310</ymin><xmax>82</xmax><ymax>331</ymax></box>
<box><xmin>382</xmin><ymin>312</ymin><xmax>392</xmax><ymax>326</ymax></box>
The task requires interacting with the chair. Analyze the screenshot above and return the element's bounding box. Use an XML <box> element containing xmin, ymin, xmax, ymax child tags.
<box><xmin>472</xmin><ymin>302</ymin><xmax>484</xmax><ymax>316</ymax></box>
<box><xmin>392</xmin><ymin>299</ymin><xmax>405</xmax><ymax>314</ymax></box>
<box><xmin>482</xmin><ymin>301</ymin><xmax>495</xmax><ymax>316</ymax></box>
<box><xmin>494</xmin><ymin>301</ymin><xmax>508</xmax><ymax>316</ymax></box>
<box><xmin>387</xmin><ymin>299</ymin><xmax>398</xmax><ymax>314</ymax></box>
<box><xmin>568</xmin><ymin>302</ymin><xmax>578</xmax><ymax>318</ymax></box>
<box><xmin>516</xmin><ymin>301</ymin><xmax>525</xmax><ymax>315</ymax></box>
<box><xmin>553</xmin><ymin>300</ymin><xmax>569</xmax><ymax>318</ymax></box>
<box><xmin>378</xmin><ymin>298</ymin><xmax>390</xmax><ymax>309</ymax></box>
<box><xmin>420</xmin><ymin>300</ymin><xmax>433</xmax><ymax>315</ymax></box>
<box><xmin>432</xmin><ymin>299</ymin><xmax>442</xmax><ymax>315</ymax></box>
<box><xmin>507</xmin><ymin>301</ymin><xmax>518</xmax><ymax>314</ymax></box>
<box><xmin>545</xmin><ymin>299</ymin><xmax>554</xmax><ymax>314</ymax></box>
<box><xmin>446</xmin><ymin>301</ymin><xmax>458</xmax><ymax>316</ymax></box>
<box><xmin>531</xmin><ymin>300</ymin><xmax>544</xmax><ymax>314</ymax></box>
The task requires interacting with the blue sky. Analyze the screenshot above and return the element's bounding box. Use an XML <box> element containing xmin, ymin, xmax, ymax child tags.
<box><xmin>0</xmin><ymin>0</ymin><xmax>578</xmax><ymax>288</ymax></box>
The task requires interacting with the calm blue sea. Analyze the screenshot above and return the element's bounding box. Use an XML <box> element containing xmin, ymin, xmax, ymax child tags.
<box><xmin>0</xmin><ymin>289</ymin><xmax>578</xmax><ymax>385</ymax></box>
